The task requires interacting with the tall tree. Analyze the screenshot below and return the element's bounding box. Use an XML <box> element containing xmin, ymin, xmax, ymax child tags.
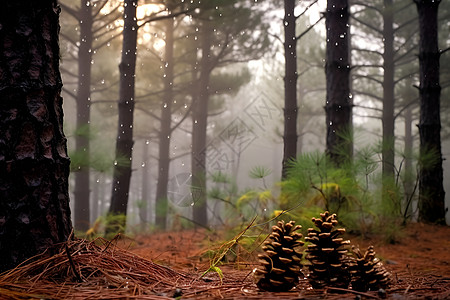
<box><xmin>414</xmin><ymin>0</ymin><xmax>446</xmax><ymax>224</ymax></box>
<box><xmin>382</xmin><ymin>0</ymin><xmax>395</xmax><ymax>179</ymax></box>
<box><xmin>155</xmin><ymin>15</ymin><xmax>175</xmax><ymax>229</ymax></box>
<box><xmin>282</xmin><ymin>0</ymin><xmax>298</xmax><ymax>179</ymax></box>
<box><xmin>190</xmin><ymin>1</ymin><xmax>269</xmax><ymax>227</ymax></box>
<box><xmin>351</xmin><ymin>0</ymin><xmax>420</xmax><ymax>184</ymax></box>
<box><xmin>59</xmin><ymin>0</ymin><xmax>122</xmax><ymax>230</ymax></box>
<box><xmin>191</xmin><ymin>18</ymin><xmax>213</xmax><ymax>228</ymax></box>
<box><xmin>72</xmin><ymin>0</ymin><xmax>93</xmax><ymax>231</ymax></box>
<box><xmin>108</xmin><ymin>0</ymin><xmax>138</xmax><ymax>220</ymax></box>
<box><xmin>324</xmin><ymin>0</ymin><xmax>352</xmax><ymax>165</ymax></box>
<box><xmin>0</xmin><ymin>0</ymin><xmax>72</xmax><ymax>272</ymax></box>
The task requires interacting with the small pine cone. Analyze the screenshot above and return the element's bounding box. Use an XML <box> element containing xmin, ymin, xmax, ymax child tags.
<box><xmin>349</xmin><ymin>245</ymin><xmax>392</xmax><ymax>292</ymax></box>
<box><xmin>305</xmin><ymin>211</ymin><xmax>351</xmax><ymax>289</ymax></box>
<box><xmin>254</xmin><ymin>220</ymin><xmax>304</xmax><ymax>292</ymax></box>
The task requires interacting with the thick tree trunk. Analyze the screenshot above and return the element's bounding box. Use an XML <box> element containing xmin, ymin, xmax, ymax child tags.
<box><xmin>414</xmin><ymin>0</ymin><xmax>445</xmax><ymax>224</ymax></box>
<box><xmin>382</xmin><ymin>0</ymin><xmax>395</xmax><ymax>179</ymax></box>
<box><xmin>192</xmin><ymin>21</ymin><xmax>212</xmax><ymax>228</ymax></box>
<box><xmin>155</xmin><ymin>17</ymin><xmax>174</xmax><ymax>230</ymax></box>
<box><xmin>0</xmin><ymin>0</ymin><xmax>72</xmax><ymax>272</ymax></box>
<box><xmin>281</xmin><ymin>0</ymin><xmax>298</xmax><ymax>179</ymax></box>
<box><xmin>109</xmin><ymin>0</ymin><xmax>137</xmax><ymax>222</ymax></box>
<box><xmin>324</xmin><ymin>0</ymin><xmax>352</xmax><ymax>165</ymax></box>
<box><xmin>73</xmin><ymin>0</ymin><xmax>93</xmax><ymax>232</ymax></box>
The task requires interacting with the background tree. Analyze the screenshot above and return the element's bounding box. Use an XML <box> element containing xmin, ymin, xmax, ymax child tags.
<box><xmin>108</xmin><ymin>0</ymin><xmax>138</xmax><ymax>222</ymax></box>
<box><xmin>351</xmin><ymin>0</ymin><xmax>419</xmax><ymax>182</ymax></box>
<box><xmin>281</xmin><ymin>0</ymin><xmax>298</xmax><ymax>179</ymax></box>
<box><xmin>154</xmin><ymin>15</ymin><xmax>176</xmax><ymax>229</ymax></box>
<box><xmin>190</xmin><ymin>0</ymin><xmax>270</xmax><ymax>228</ymax></box>
<box><xmin>59</xmin><ymin>0</ymin><xmax>122</xmax><ymax>230</ymax></box>
<box><xmin>325</xmin><ymin>0</ymin><xmax>352</xmax><ymax>165</ymax></box>
<box><xmin>415</xmin><ymin>0</ymin><xmax>446</xmax><ymax>224</ymax></box>
<box><xmin>281</xmin><ymin>0</ymin><xmax>323</xmax><ymax>179</ymax></box>
<box><xmin>0</xmin><ymin>0</ymin><xmax>72</xmax><ymax>272</ymax></box>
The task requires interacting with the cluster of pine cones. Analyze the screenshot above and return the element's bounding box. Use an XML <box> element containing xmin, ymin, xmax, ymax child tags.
<box><xmin>253</xmin><ymin>211</ymin><xmax>391</xmax><ymax>292</ymax></box>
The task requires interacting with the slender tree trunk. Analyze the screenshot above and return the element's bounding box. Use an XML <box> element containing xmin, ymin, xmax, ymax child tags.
<box><xmin>92</xmin><ymin>175</ymin><xmax>99</xmax><ymax>223</ymax></box>
<box><xmin>73</xmin><ymin>0</ymin><xmax>93</xmax><ymax>232</ymax></box>
<box><xmin>155</xmin><ymin>17</ymin><xmax>174</xmax><ymax>230</ymax></box>
<box><xmin>108</xmin><ymin>0</ymin><xmax>138</xmax><ymax>223</ymax></box>
<box><xmin>324</xmin><ymin>0</ymin><xmax>352</xmax><ymax>165</ymax></box>
<box><xmin>281</xmin><ymin>0</ymin><xmax>298</xmax><ymax>179</ymax></box>
<box><xmin>382</xmin><ymin>0</ymin><xmax>395</xmax><ymax>179</ymax></box>
<box><xmin>414</xmin><ymin>0</ymin><xmax>445</xmax><ymax>224</ymax></box>
<box><xmin>403</xmin><ymin>106</ymin><xmax>414</xmax><ymax>219</ymax></box>
<box><xmin>140</xmin><ymin>140</ymin><xmax>149</xmax><ymax>230</ymax></box>
<box><xmin>192</xmin><ymin>21</ymin><xmax>212</xmax><ymax>228</ymax></box>
<box><xmin>0</xmin><ymin>0</ymin><xmax>72</xmax><ymax>272</ymax></box>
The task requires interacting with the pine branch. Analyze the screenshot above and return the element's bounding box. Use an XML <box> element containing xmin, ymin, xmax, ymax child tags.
<box><xmin>352</xmin><ymin>47</ymin><xmax>383</xmax><ymax>57</ymax></box>
<box><xmin>296</xmin><ymin>16</ymin><xmax>324</xmax><ymax>40</ymax></box>
<box><xmin>350</xmin><ymin>2</ymin><xmax>383</xmax><ymax>15</ymax></box>
<box><xmin>351</xmin><ymin>15</ymin><xmax>382</xmax><ymax>35</ymax></box>
<box><xmin>295</xmin><ymin>0</ymin><xmax>319</xmax><ymax>19</ymax></box>
<box><xmin>352</xmin><ymin>90</ymin><xmax>383</xmax><ymax>102</ymax></box>
<box><xmin>60</xmin><ymin>2</ymin><xmax>80</xmax><ymax>20</ymax></box>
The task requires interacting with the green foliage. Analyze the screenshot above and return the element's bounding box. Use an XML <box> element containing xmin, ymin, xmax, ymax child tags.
<box><xmin>249</xmin><ymin>166</ymin><xmax>272</xmax><ymax>179</ymax></box>
<box><xmin>68</xmin><ymin>124</ymin><xmax>130</xmax><ymax>173</ymax></box>
<box><xmin>280</xmin><ymin>145</ymin><xmax>408</xmax><ymax>237</ymax></box>
<box><xmin>418</xmin><ymin>145</ymin><xmax>441</xmax><ymax>171</ymax></box>
<box><xmin>84</xmin><ymin>213</ymin><xmax>128</xmax><ymax>240</ymax></box>
<box><xmin>200</xmin><ymin>218</ymin><xmax>257</xmax><ymax>280</ymax></box>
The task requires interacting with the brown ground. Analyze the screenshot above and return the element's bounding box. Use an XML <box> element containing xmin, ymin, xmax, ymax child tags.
<box><xmin>0</xmin><ymin>222</ymin><xmax>448</xmax><ymax>299</ymax></box>
<box><xmin>130</xmin><ymin>222</ymin><xmax>450</xmax><ymax>299</ymax></box>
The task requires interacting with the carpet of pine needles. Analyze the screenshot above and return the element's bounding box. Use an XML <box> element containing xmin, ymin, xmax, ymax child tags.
<box><xmin>0</xmin><ymin>222</ymin><xmax>449</xmax><ymax>299</ymax></box>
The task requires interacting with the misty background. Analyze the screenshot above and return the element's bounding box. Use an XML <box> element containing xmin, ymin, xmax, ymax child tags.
<box><xmin>57</xmin><ymin>0</ymin><xmax>450</xmax><ymax>231</ymax></box>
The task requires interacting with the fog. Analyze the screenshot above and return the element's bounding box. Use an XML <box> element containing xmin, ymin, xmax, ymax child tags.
<box><xmin>58</xmin><ymin>0</ymin><xmax>450</xmax><ymax>231</ymax></box>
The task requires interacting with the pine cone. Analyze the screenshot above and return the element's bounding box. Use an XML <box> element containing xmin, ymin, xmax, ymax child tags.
<box><xmin>349</xmin><ymin>245</ymin><xmax>392</xmax><ymax>292</ymax></box>
<box><xmin>305</xmin><ymin>211</ymin><xmax>351</xmax><ymax>289</ymax></box>
<box><xmin>253</xmin><ymin>220</ymin><xmax>304</xmax><ymax>292</ymax></box>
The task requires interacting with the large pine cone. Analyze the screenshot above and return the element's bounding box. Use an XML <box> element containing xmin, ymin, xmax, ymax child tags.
<box><xmin>305</xmin><ymin>211</ymin><xmax>351</xmax><ymax>289</ymax></box>
<box><xmin>349</xmin><ymin>245</ymin><xmax>392</xmax><ymax>291</ymax></box>
<box><xmin>253</xmin><ymin>220</ymin><xmax>304</xmax><ymax>292</ymax></box>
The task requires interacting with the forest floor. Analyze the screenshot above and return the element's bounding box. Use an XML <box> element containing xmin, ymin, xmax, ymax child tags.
<box><xmin>0</xmin><ymin>222</ymin><xmax>449</xmax><ymax>299</ymax></box>
<box><xmin>130</xmin><ymin>222</ymin><xmax>450</xmax><ymax>299</ymax></box>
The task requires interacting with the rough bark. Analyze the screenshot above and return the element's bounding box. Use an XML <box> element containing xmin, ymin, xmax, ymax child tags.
<box><xmin>0</xmin><ymin>0</ymin><xmax>72</xmax><ymax>272</ymax></box>
<box><xmin>414</xmin><ymin>0</ymin><xmax>446</xmax><ymax>224</ymax></box>
<box><xmin>73</xmin><ymin>0</ymin><xmax>93</xmax><ymax>232</ymax></box>
<box><xmin>109</xmin><ymin>0</ymin><xmax>137</xmax><ymax>220</ymax></box>
<box><xmin>191</xmin><ymin>21</ymin><xmax>212</xmax><ymax>228</ymax></box>
<box><xmin>324</xmin><ymin>0</ymin><xmax>352</xmax><ymax>165</ymax></box>
<box><xmin>155</xmin><ymin>17</ymin><xmax>174</xmax><ymax>229</ymax></box>
<box><xmin>281</xmin><ymin>0</ymin><xmax>298</xmax><ymax>179</ymax></box>
<box><xmin>382</xmin><ymin>0</ymin><xmax>395</xmax><ymax>179</ymax></box>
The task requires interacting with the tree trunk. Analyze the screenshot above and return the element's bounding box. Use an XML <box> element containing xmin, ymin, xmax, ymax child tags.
<box><xmin>73</xmin><ymin>0</ymin><xmax>93</xmax><ymax>232</ymax></box>
<box><xmin>414</xmin><ymin>0</ymin><xmax>446</xmax><ymax>224</ymax></box>
<box><xmin>403</xmin><ymin>106</ymin><xmax>414</xmax><ymax>220</ymax></box>
<box><xmin>382</xmin><ymin>0</ymin><xmax>395</xmax><ymax>179</ymax></box>
<box><xmin>155</xmin><ymin>17</ymin><xmax>174</xmax><ymax>230</ymax></box>
<box><xmin>108</xmin><ymin>0</ymin><xmax>138</xmax><ymax>223</ymax></box>
<box><xmin>140</xmin><ymin>140</ymin><xmax>150</xmax><ymax>230</ymax></box>
<box><xmin>281</xmin><ymin>0</ymin><xmax>298</xmax><ymax>179</ymax></box>
<box><xmin>324</xmin><ymin>0</ymin><xmax>352</xmax><ymax>165</ymax></box>
<box><xmin>0</xmin><ymin>0</ymin><xmax>72</xmax><ymax>272</ymax></box>
<box><xmin>191</xmin><ymin>21</ymin><xmax>212</xmax><ymax>228</ymax></box>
